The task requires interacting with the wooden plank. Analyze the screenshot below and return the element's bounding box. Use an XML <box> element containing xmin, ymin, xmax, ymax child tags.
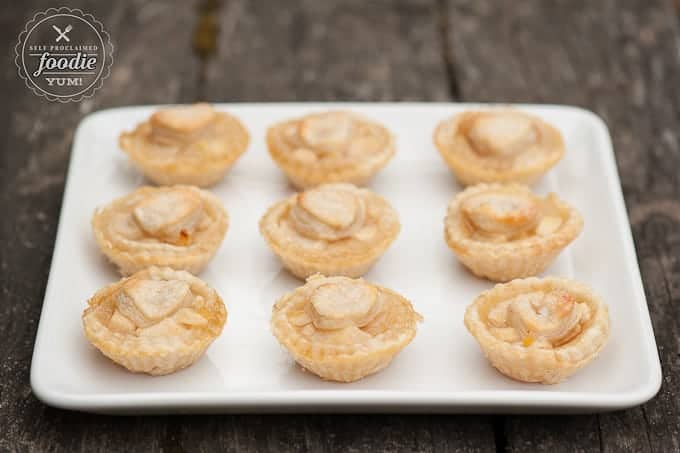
<box><xmin>172</xmin><ymin>414</ymin><xmax>497</xmax><ymax>452</ymax></box>
<box><xmin>445</xmin><ymin>0</ymin><xmax>680</xmax><ymax>451</ymax></box>
<box><xmin>0</xmin><ymin>0</ymin><xmax>202</xmax><ymax>451</ymax></box>
<box><xmin>203</xmin><ymin>0</ymin><xmax>450</xmax><ymax>101</ymax></box>
<box><xmin>6</xmin><ymin>0</ymin><xmax>678</xmax><ymax>450</ymax></box>
<box><xmin>194</xmin><ymin>1</ymin><xmax>495</xmax><ymax>451</ymax></box>
<box><xmin>0</xmin><ymin>0</ymin><xmax>496</xmax><ymax>452</ymax></box>
<box><xmin>503</xmin><ymin>416</ymin><xmax>600</xmax><ymax>453</ymax></box>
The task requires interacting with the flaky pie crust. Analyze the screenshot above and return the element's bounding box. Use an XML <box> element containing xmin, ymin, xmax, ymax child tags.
<box><xmin>271</xmin><ymin>275</ymin><xmax>421</xmax><ymax>382</ymax></box>
<box><xmin>464</xmin><ymin>277</ymin><xmax>610</xmax><ymax>384</ymax></box>
<box><xmin>92</xmin><ymin>185</ymin><xmax>228</xmax><ymax>275</ymax></box>
<box><xmin>82</xmin><ymin>267</ymin><xmax>227</xmax><ymax>376</ymax></box>
<box><xmin>434</xmin><ymin>110</ymin><xmax>564</xmax><ymax>186</ymax></box>
<box><xmin>266</xmin><ymin>111</ymin><xmax>395</xmax><ymax>188</ymax></box>
<box><xmin>119</xmin><ymin>103</ymin><xmax>250</xmax><ymax>187</ymax></box>
<box><xmin>444</xmin><ymin>183</ymin><xmax>583</xmax><ymax>282</ymax></box>
<box><xmin>259</xmin><ymin>184</ymin><xmax>400</xmax><ymax>279</ymax></box>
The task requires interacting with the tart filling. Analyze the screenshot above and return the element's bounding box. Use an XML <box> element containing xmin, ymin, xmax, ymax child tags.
<box><xmin>434</xmin><ymin>110</ymin><xmax>564</xmax><ymax>185</ymax></box>
<box><xmin>120</xmin><ymin>103</ymin><xmax>250</xmax><ymax>187</ymax></box>
<box><xmin>271</xmin><ymin>274</ymin><xmax>421</xmax><ymax>382</ymax></box>
<box><xmin>92</xmin><ymin>185</ymin><xmax>228</xmax><ymax>275</ymax></box>
<box><xmin>464</xmin><ymin>277</ymin><xmax>610</xmax><ymax>384</ymax></box>
<box><xmin>266</xmin><ymin>111</ymin><xmax>395</xmax><ymax>188</ymax></box>
<box><xmin>259</xmin><ymin>183</ymin><xmax>400</xmax><ymax>278</ymax></box>
<box><xmin>445</xmin><ymin>184</ymin><xmax>582</xmax><ymax>282</ymax></box>
<box><xmin>82</xmin><ymin>267</ymin><xmax>227</xmax><ymax>376</ymax></box>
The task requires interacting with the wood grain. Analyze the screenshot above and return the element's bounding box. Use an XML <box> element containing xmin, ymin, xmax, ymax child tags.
<box><xmin>0</xmin><ymin>0</ymin><xmax>494</xmax><ymax>452</ymax></box>
<box><xmin>203</xmin><ymin>0</ymin><xmax>450</xmax><ymax>101</ymax></box>
<box><xmin>1</xmin><ymin>0</ymin><xmax>203</xmax><ymax>451</ymax></box>
<box><xmin>445</xmin><ymin>0</ymin><xmax>680</xmax><ymax>451</ymax></box>
<box><xmin>190</xmin><ymin>1</ymin><xmax>496</xmax><ymax>451</ymax></box>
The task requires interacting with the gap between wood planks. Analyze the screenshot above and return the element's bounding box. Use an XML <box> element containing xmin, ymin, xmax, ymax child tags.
<box><xmin>187</xmin><ymin>1</ymin><xmax>533</xmax><ymax>452</ymax></box>
<box><xmin>437</xmin><ymin>3</ymin><xmax>511</xmax><ymax>452</ymax></box>
<box><xmin>193</xmin><ymin>0</ymin><xmax>222</xmax><ymax>100</ymax></box>
<box><xmin>183</xmin><ymin>1</ymin><xmax>678</xmax><ymax>452</ymax></box>
<box><xmin>436</xmin><ymin>0</ymin><xmax>461</xmax><ymax>100</ymax></box>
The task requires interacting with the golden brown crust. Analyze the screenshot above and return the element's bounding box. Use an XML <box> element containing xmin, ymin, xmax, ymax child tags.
<box><xmin>444</xmin><ymin>183</ymin><xmax>583</xmax><ymax>282</ymax></box>
<box><xmin>92</xmin><ymin>185</ymin><xmax>228</xmax><ymax>275</ymax></box>
<box><xmin>259</xmin><ymin>184</ymin><xmax>400</xmax><ymax>279</ymax></box>
<box><xmin>82</xmin><ymin>267</ymin><xmax>227</xmax><ymax>376</ymax></box>
<box><xmin>120</xmin><ymin>104</ymin><xmax>250</xmax><ymax>187</ymax></box>
<box><xmin>464</xmin><ymin>277</ymin><xmax>610</xmax><ymax>384</ymax></box>
<box><xmin>266</xmin><ymin>111</ymin><xmax>395</xmax><ymax>189</ymax></box>
<box><xmin>434</xmin><ymin>110</ymin><xmax>564</xmax><ymax>186</ymax></box>
<box><xmin>271</xmin><ymin>275</ymin><xmax>421</xmax><ymax>382</ymax></box>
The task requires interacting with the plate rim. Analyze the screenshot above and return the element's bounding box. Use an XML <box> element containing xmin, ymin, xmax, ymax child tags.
<box><xmin>30</xmin><ymin>102</ymin><xmax>662</xmax><ymax>414</ymax></box>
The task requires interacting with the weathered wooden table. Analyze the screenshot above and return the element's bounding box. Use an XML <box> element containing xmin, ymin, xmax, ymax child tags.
<box><xmin>2</xmin><ymin>0</ymin><xmax>679</xmax><ymax>451</ymax></box>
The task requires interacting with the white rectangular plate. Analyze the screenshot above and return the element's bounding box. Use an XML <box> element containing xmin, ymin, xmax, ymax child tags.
<box><xmin>31</xmin><ymin>103</ymin><xmax>661</xmax><ymax>414</ymax></box>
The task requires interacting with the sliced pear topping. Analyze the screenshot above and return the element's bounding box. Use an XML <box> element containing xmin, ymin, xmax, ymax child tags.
<box><xmin>507</xmin><ymin>290</ymin><xmax>587</xmax><ymax>347</ymax></box>
<box><xmin>292</xmin><ymin>148</ymin><xmax>318</xmax><ymax>163</ymax></box>
<box><xmin>109</xmin><ymin>310</ymin><xmax>136</xmax><ymax>333</ymax></box>
<box><xmin>487</xmin><ymin>299</ymin><xmax>512</xmax><ymax>328</ymax></box>
<box><xmin>175</xmin><ymin>308</ymin><xmax>208</xmax><ymax>327</ymax></box>
<box><xmin>313</xmin><ymin>325</ymin><xmax>373</xmax><ymax>345</ymax></box>
<box><xmin>353</xmin><ymin>224</ymin><xmax>377</xmax><ymax>241</ymax></box>
<box><xmin>116</xmin><ymin>278</ymin><xmax>191</xmax><ymax>328</ymax></box>
<box><xmin>289</xmin><ymin>184</ymin><xmax>366</xmax><ymax>241</ymax></box>
<box><xmin>299</xmin><ymin>186</ymin><xmax>357</xmax><ymax>228</ymax></box>
<box><xmin>301</xmin><ymin>324</ymin><xmax>316</xmax><ymax>336</ymax></box>
<box><xmin>536</xmin><ymin>215</ymin><xmax>563</xmax><ymax>236</ymax></box>
<box><xmin>299</xmin><ymin>112</ymin><xmax>354</xmax><ymax>151</ymax></box>
<box><xmin>133</xmin><ymin>189</ymin><xmax>203</xmax><ymax>245</ymax></box>
<box><xmin>138</xmin><ymin>317</ymin><xmax>184</xmax><ymax>337</ymax></box>
<box><xmin>490</xmin><ymin>326</ymin><xmax>521</xmax><ymax>343</ymax></box>
<box><xmin>150</xmin><ymin>103</ymin><xmax>216</xmax><ymax>133</ymax></box>
<box><xmin>289</xmin><ymin>311</ymin><xmax>312</xmax><ymax>326</ymax></box>
<box><xmin>468</xmin><ymin>112</ymin><xmax>537</xmax><ymax>157</ymax></box>
<box><xmin>462</xmin><ymin>192</ymin><xmax>539</xmax><ymax>236</ymax></box>
<box><xmin>348</xmin><ymin>134</ymin><xmax>383</xmax><ymax>157</ymax></box>
<box><xmin>309</xmin><ymin>278</ymin><xmax>379</xmax><ymax>330</ymax></box>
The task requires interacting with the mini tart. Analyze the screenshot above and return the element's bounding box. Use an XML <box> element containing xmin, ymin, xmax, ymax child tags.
<box><xmin>464</xmin><ymin>277</ymin><xmax>610</xmax><ymax>384</ymax></box>
<box><xmin>434</xmin><ymin>110</ymin><xmax>564</xmax><ymax>186</ymax></box>
<box><xmin>92</xmin><ymin>185</ymin><xmax>228</xmax><ymax>275</ymax></box>
<box><xmin>266</xmin><ymin>111</ymin><xmax>395</xmax><ymax>188</ymax></box>
<box><xmin>82</xmin><ymin>267</ymin><xmax>227</xmax><ymax>375</ymax></box>
<box><xmin>271</xmin><ymin>274</ymin><xmax>421</xmax><ymax>382</ymax></box>
<box><xmin>120</xmin><ymin>103</ymin><xmax>250</xmax><ymax>187</ymax></box>
<box><xmin>444</xmin><ymin>183</ymin><xmax>583</xmax><ymax>282</ymax></box>
<box><xmin>259</xmin><ymin>183</ymin><xmax>400</xmax><ymax>279</ymax></box>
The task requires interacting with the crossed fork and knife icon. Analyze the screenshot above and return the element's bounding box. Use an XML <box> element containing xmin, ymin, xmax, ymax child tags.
<box><xmin>52</xmin><ymin>24</ymin><xmax>72</xmax><ymax>42</ymax></box>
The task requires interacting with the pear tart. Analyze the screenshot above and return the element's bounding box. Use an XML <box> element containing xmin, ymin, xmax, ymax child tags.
<box><xmin>272</xmin><ymin>275</ymin><xmax>421</xmax><ymax>382</ymax></box>
<box><xmin>266</xmin><ymin>111</ymin><xmax>395</xmax><ymax>188</ymax></box>
<box><xmin>120</xmin><ymin>103</ymin><xmax>250</xmax><ymax>187</ymax></box>
<box><xmin>465</xmin><ymin>277</ymin><xmax>610</xmax><ymax>384</ymax></box>
<box><xmin>260</xmin><ymin>183</ymin><xmax>400</xmax><ymax>279</ymax></box>
<box><xmin>434</xmin><ymin>110</ymin><xmax>564</xmax><ymax>186</ymax></box>
<box><xmin>445</xmin><ymin>184</ymin><xmax>583</xmax><ymax>282</ymax></box>
<box><xmin>82</xmin><ymin>267</ymin><xmax>227</xmax><ymax>376</ymax></box>
<box><xmin>92</xmin><ymin>185</ymin><xmax>228</xmax><ymax>275</ymax></box>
